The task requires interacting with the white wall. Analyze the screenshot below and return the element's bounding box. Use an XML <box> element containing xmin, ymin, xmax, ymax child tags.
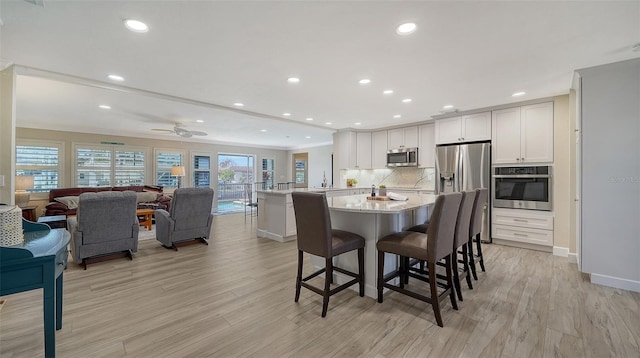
<box><xmin>288</xmin><ymin>145</ymin><xmax>333</xmax><ymax>188</ymax></box>
<box><xmin>578</xmin><ymin>58</ymin><xmax>640</xmax><ymax>291</ymax></box>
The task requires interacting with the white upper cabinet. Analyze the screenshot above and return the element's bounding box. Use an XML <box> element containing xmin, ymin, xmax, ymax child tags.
<box><xmin>521</xmin><ymin>102</ymin><xmax>554</xmax><ymax>163</ymax></box>
<box><xmin>356</xmin><ymin>132</ymin><xmax>372</xmax><ymax>169</ymax></box>
<box><xmin>387</xmin><ymin>126</ymin><xmax>418</xmax><ymax>149</ymax></box>
<box><xmin>435</xmin><ymin>112</ymin><xmax>491</xmax><ymax>144</ymax></box>
<box><xmin>333</xmin><ymin>131</ymin><xmax>357</xmax><ymax>169</ymax></box>
<box><xmin>418</xmin><ymin>124</ymin><xmax>435</xmax><ymax>167</ymax></box>
<box><xmin>492</xmin><ymin>102</ymin><xmax>553</xmax><ymax>164</ymax></box>
<box><xmin>372</xmin><ymin>131</ymin><xmax>388</xmax><ymax>168</ymax></box>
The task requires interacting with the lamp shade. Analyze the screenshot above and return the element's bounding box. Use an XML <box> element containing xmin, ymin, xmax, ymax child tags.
<box><xmin>15</xmin><ymin>176</ymin><xmax>34</xmax><ymax>191</ymax></box>
<box><xmin>171</xmin><ymin>166</ymin><xmax>186</xmax><ymax>177</ymax></box>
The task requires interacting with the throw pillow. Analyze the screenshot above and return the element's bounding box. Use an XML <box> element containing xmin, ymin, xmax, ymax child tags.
<box><xmin>136</xmin><ymin>191</ymin><xmax>159</xmax><ymax>204</ymax></box>
<box><xmin>54</xmin><ymin>196</ymin><xmax>80</xmax><ymax>209</ymax></box>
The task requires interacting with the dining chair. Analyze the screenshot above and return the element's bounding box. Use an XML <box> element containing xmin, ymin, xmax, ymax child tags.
<box><xmin>468</xmin><ymin>188</ymin><xmax>488</xmax><ymax>279</ymax></box>
<box><xmin>291</xmin><ymin>191</ymin><xmax>365</xmax><ymax>317</ymax></box>
<box><xmin>376</xmin><ymin>192</ymin><xmax>462</xmax><ymax>327</ymax></box>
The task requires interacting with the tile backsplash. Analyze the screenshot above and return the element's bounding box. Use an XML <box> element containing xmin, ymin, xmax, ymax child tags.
<box><xmin>339</xmin><ymin>167</ymin><xmax>435</xmax><ymax>190</ymax></box>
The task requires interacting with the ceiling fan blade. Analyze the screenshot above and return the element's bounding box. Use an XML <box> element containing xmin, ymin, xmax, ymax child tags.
<box><xmin>179</xmin><ymin>132</ymin><xmax>193</xmax><ymax>138</ymax></box>
<box><xmin>190</xmin><ymin>131</ymin><xmax>208</xmax><ymax>136</ymax></box>
<box><xmin>151</xmin><ymin>128</ymin><xmax>174</xmax><ymax>133</ymax></box>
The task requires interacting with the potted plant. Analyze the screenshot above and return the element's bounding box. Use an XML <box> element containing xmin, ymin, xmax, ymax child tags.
<box><xmin>379</xmin><ymin>184</ymin><xmax>387</xmax><ymax>197</ymax></box>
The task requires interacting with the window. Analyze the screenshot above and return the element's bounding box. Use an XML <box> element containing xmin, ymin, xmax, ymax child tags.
<box><xmin>193</xmin><ymin>154</ymin><xmax>211</xmax><ymax>188</ymax></box>
<box><xmin>75</xmin><ymin>145</ymin><xmax>146</xmax><ymax>187</ymax></box>
<box><xmin>293</xmin><ymin>152</ymin><xmax>308</xmax><ymax>188</ymax></box>
<box><xmin>261</xmin><ymin>158</ymin><xmax>275</xmax><ymax>190</ymax></box>
<box><xmin>16</xmin><ymin>141</ymin><xmax>63</xmax><ymax>192</ymax></box>
<box><xmin>156</xmin><ymin>150</ymin><xmax>184</xmax><ymax>189</ymax></box>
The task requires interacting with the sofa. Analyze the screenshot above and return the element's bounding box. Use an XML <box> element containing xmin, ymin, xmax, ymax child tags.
<box><xmin>45</xmin><ymin>185</ymin><xmax>171</xmax><ymax>217</ymax></box>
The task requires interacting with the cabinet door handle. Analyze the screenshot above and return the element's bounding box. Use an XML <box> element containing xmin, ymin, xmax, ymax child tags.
<box><xmin>513</xmin><ymin>233</ymin><xmax>529</xmax><ymax>237</ymax></box>
<box><xmin>516</xmin><ymin>158</ymin><xmax>520</xmax><ymax>161</ymax></box>
<box><xmin>513</xmin><ymin>219</ymin><xmax>529</xmax><ymax>222</ymax></box>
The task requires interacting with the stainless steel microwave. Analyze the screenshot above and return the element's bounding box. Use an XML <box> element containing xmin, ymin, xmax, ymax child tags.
<box><xmin>387</xmin><ymin>147</ymin><xmax>419</xmax><ymax>167</ymax></box>
<box><xmin>493</xmin><ymin>166</ymin><xmax>552</xmax><ymax>211</ymax></box>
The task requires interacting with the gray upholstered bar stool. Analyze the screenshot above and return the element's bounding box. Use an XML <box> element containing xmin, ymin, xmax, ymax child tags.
<box><xmin>450</xmin><ymin>190</ymin><xmax>477</xmax><ymax>301</ymax></box>
<box><xmin>376</xmin><ymin>192</ymin><xmax>462</xmax><ymax>327</ymax></box>
<box><xmin>291</xmin><ymin>192</ymin><xmax>365</xmax><ymax>317</ymax></box>
<box><xmin>468</xmin><ymin>188</ymin><xmax>488</xmax><ymax>280</ymax></box>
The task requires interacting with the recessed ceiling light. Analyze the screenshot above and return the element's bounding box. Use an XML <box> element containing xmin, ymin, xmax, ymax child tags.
<box><xmin>383</xmin><ymin>89</ymin><xmax>394</xmax><ymax>95</ymax></box>
<box><xmin>107</xmin><ymin>74</ymin><xmax>124</xmax><ymax>81</ymax></box>
<box><xmin>355</xmin><ymin>122</ymin><xmax>362</xmax><ymax>126</ymax></box>
<box><xmin>98</xmin><ymin>105</ymin><xmax>111</xmax><ymax>110</ymax></box>
<box><xmin>306</xmin><ymin>117</ymin><xmax>313</xmax><ymax>121</ymax></box>
<box><xmin>512</xmin><ymin>92</ymin><xmax>526</xmax><ymax>97</ymax></box>
<box><xmin>393</xmin><ymin>114</ymin><xmax>401</xmax><ymax>118</ymax></box>
<box><xmin>305</xmin><ymin>136</ymin><xmax>311</xmax><ymax>139</ymax></box>
<box><xmin>260</xmin><ymin>129</ymin><xmax>267</xmax><ymax>132</ymax></box>
<box><xmin>397</xmin><ymin>22</ymin><xmax>417</xmax><ymax>35</ymax></box>
<box><xmin>283</xmin><ymin>112</ymin><xmax>291</xmax><ymax>116</ymax></box>
<box><xmin>287</xmin><ymin>77</ymin><xmax>300</xmax><ymax>83</ymax></box>
<box><xmin>233</xmin><ymin>102</ymin><xmax>244</xmax><ymax>107</ymax></box>
<box><xmin>402</xmin><ymin>98</ymin><xmax>412</xmax><ymax>103</ymax></box>
<box><xmin>443</xmin><ymin>105</ymin><xmax>454</xmax><ymax>109</ymax></box>
<box><xmin>359</xmin><ymin>79</ymin><xmax>371</xmax><ymax>85</ymax></box>
<box><xmin>124</xmin><ymin>19</ymin><xmax>149</xmax><ymax>33</ymax></box>
<box><xmin>325</xmin><ymin>122</ymin><xmax>332</xmax><ymax>125</ymax></box>
<box><xmin>196</xmin><ymin>119</ymin><xmax>204</xmax><ymax>123</ymax></box>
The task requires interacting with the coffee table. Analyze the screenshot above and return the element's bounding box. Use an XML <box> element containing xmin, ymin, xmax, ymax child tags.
<box><xmin>136</xmin><ymin>208</ymin><xmax>155</xmax><ymax>231</ymax></box>
<box><xmin>37</xmin><ymin>215</ymin><xmax>67</xmax><ymax>229</ymax></box>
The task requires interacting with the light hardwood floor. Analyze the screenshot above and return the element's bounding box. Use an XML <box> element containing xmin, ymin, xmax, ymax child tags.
<box><xmin>1</xmin><ymin>213</ymin><xmax>638</xmax><ymax>357</ymax></box>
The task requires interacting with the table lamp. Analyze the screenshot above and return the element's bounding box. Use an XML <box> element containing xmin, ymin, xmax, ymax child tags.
<box><xmin>15</xmin><ymin>175</ymin><xmax>34</xmax><ymax>208</ymax></box>
<box><xmin>171</xmin><ymin>166</ymin><xmax>185</xmax><ymax>188</ymax></box>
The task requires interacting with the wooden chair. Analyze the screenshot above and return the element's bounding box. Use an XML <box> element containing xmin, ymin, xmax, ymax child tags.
<box><xmin>291</xmin><ymin>192</ymin><xmax>365</xmax><ymax>317</ymax></box>
<box><xmin>376</xmin><ymin>192</ymin><xmax>462</xmax><ymax>327</ymax></box>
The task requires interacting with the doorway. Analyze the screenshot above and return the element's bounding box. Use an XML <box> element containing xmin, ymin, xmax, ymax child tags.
<box><xmin>293</xmin><ymin>152</ymin><xmax>308</xmax><ymax>188</ymax></box>
<box><xmin>217</xmin><ymin>153</ymin><xmax>255</xmax><ymax>213</ymax></box>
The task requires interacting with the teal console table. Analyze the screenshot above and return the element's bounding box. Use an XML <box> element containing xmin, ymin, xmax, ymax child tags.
<box><xmin>0</xmin><ymin>219</ymin><xmax>70</xmax><ymax>358</ymax></box>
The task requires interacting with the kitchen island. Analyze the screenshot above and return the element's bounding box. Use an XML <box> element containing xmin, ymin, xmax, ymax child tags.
<box><xmin>257</xmin><ymin>189</ymin><xmax>436</xmax><ymax>297</ymax></box>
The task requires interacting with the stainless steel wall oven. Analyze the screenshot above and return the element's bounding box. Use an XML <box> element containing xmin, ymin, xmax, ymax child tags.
<box><xmin>493</xmin><ymin>166</ymin><xmax>552</xmax><ymax>211</ymax></box>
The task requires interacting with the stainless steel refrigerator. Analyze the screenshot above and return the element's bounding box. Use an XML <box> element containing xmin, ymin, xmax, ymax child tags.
<box><xmin>435</xmin><ymin>142</ymin><xmax>491</xmax><ymax>242</ymax></box>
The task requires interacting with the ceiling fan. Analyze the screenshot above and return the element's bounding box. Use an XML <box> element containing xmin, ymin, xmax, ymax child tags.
<box><xmin>152</xmin><ymin>125</ymin><xmax>208</xmax><ymax>138</ymax></box>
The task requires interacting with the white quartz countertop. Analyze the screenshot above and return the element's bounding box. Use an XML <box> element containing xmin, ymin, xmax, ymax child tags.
<box><xmin>257</xmin><ymin>187</ymin><xmax>434</xmax><ymax>195</ymax></box>
<box><xmin>327</xmin><ymin>194</ymin><xmax>437</xmax><ymax>213</ymax></box>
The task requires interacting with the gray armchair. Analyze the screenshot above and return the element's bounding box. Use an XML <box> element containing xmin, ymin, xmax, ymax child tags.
<box><xmin>155</xmin><ymin>188</ymin><xmax>214</xmax><ymax>250</ymax></box>
<box><xmin>67</xmin><ymin>191</ymin><xmax>139</xmax><ymax>269</ymax></box>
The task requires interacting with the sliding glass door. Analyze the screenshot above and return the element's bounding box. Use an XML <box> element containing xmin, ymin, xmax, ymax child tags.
<box><xmin>217</xmin><ymin>154</ymin><xmax>255</xmax><ymax>213</ymax></box>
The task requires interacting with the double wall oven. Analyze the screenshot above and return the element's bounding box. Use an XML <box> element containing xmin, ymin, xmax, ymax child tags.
<box><xmin>493</xmin><ymin>166</ymin><xmax>552</xmax><ymax>211</ymax></box>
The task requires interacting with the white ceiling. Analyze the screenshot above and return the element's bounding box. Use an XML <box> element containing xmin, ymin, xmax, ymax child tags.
<box><xmin>2</xmin><ymin>1</ymin><xmax>639</xmax><ymax>149</ymax></box>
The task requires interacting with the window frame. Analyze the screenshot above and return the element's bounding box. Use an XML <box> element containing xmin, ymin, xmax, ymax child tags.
<box><xmin>154</xmin><ymin>148</ymin><xmax>186</xmax><ymax>190</ymax></box>
<box><xmin>73</xmin><ymin>143</ymin><xmax>148</xmax><ymax>187</ymax></box>
<box><xmin>260</xmin><ymin>156</ymin><xmax>276</xmax><ymax>190</ymax></box>
<box><xmin>15</xmin><ymin>139</ymin><xmax>65</xmax><ymax>199</ymax></box>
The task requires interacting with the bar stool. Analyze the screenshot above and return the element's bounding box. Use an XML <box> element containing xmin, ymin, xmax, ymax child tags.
<box><xmin>468</xmin><ymin>188</ymin><xmax>488</xmax><ymax>280</ymax></box>
<box><xmin>376</xmin><ymin>192</ymin><xmax>462</xmax><ymax>327</ymax></box>
<box><xmin>450</xmin><ymin>190</ymin><xmax>477</xmax><ymax>301</ymax></box>
<box><xmin>291</xmin><ymin>192</ymin><xmax>365</xmax><ymax>317</ymax></box>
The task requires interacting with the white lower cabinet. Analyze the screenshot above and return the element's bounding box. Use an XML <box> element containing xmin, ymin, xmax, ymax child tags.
<box><xmin>492</xmin><ymin>208</ymin><xmax>553</xmax><ymax>247</ymax></box>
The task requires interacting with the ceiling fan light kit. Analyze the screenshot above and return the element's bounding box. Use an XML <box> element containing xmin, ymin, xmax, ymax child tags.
<box><xmin>152</xmin><ymin>125</ymin><xmax>208</xmax><ymax>138</ymax></box>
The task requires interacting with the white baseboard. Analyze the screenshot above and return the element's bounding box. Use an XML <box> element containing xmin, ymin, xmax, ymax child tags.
<box><xmin>256</xmin><ymin>229</ymin><xmax>296</xmax><ymax>243</ymax></box>
<box><xmin>591</xmin><ymin>273</ymin><xmax>640</xmax><ymax>293</ymax></box>
<box><xmin>568</xmin><ymin>253</ymin><xmax>578</xmax><ymax>264</ymax></box>
<box><xmin>552</xmin><ymin>246</ymin><xmax>569</xmax><ymax>257</ymax></box>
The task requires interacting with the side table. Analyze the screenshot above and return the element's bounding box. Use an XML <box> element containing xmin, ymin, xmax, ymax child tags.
<box><xmin>0</xmin><ymin>219</ymin><xmax>70</xmax><ymax>358</ymax></box>
<box><xmin>21</xmin><ymin>205</ymin><xmax>37</xmax><ymax>222</ymax></box>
